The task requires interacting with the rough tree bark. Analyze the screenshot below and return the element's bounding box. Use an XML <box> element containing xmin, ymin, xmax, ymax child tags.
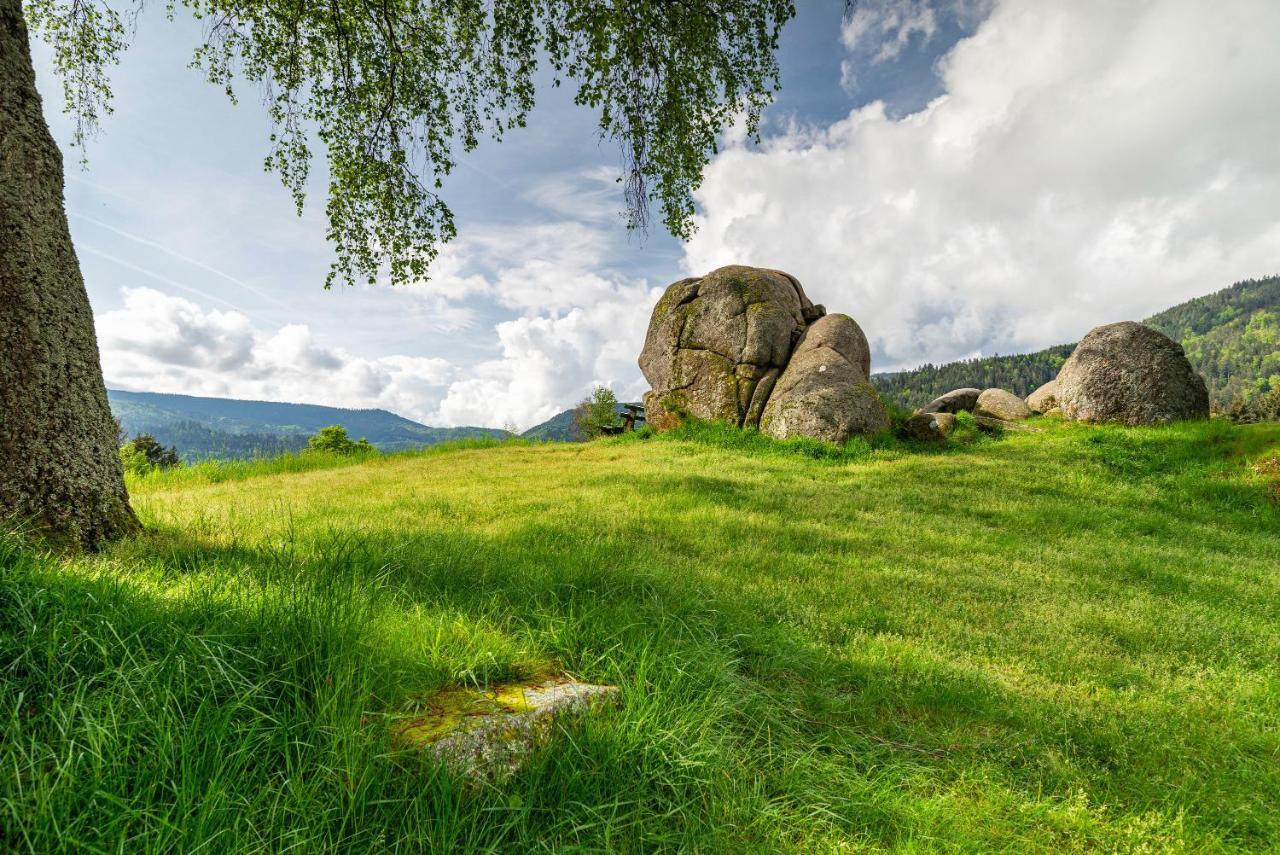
<box><xmin>0</xmin><ymin>0</ymin><xmax>138</xmax><ymax>548</ymax></box>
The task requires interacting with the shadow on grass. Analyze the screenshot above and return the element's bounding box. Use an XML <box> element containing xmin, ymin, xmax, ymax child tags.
<box><xmin>50</xmin><ymin>481</ymin><xmax>1280</xmax><ymax>846</ymax></box>
<box><xmin>6</xmin><ymin>420</ymin><xmax>1278</xmax><ymax>850</ymax></box>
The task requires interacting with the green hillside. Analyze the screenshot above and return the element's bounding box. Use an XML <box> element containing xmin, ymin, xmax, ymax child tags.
<box><xmin>872</xmin><ymin>275</ymin><xmax>1280</xmax><ymax>411</ymax></box>
<box><xmin>4</xmin><ymin>419</ymin><xmax>1279</xmax><ymax>851</ymax></box>
<box><xmin>1145</xmin><ymin>276</ymin><xmax>1280</xmax><ymax>407</ymax></box>
<box><xmin>109</xmin><ymin>389</ymin><xmax>508</xmax><ymax>459</ymax></box>
<box><xmin>520</xmin><ymin>407</ymin><xmax>582</xmax><ymax>441</ymax></box>
<box><xmin>873</xmin><ymin>345</ymin><xmax>1075</xmax><ymax>412</ymax></box>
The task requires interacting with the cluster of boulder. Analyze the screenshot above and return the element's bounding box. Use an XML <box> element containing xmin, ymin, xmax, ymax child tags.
<box><xmin>907</xmin><ymin>321</ymin><xmax>1210</xmax><ymax>438</ymax></box>
<box><xmin>639</xmin><ymin>266</ymin><xmax>887</xmax><ymax>444</ymax></box>
<box><xmin>639</xmin><ymin>267</ymin><xmax>1211</xmax><ymax>444</ymax></box>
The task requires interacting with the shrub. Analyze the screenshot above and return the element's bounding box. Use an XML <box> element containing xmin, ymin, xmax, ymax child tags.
<box><xmin>573</xmin><ymin>386</ymin><xmax>622</xmax><ymax>440</ymax></box>
<box><xmin>1225</xmin><ymin>388</ymin><xmax>1280</xmax><ymax>424</ymax></box>
<box><xmin>306</xmin><ymin>425</ymin><xmax>376</xmax><ymax>455</ymax></box>
<box><xmin>119</xmin><ymin>434</ymin><xmax>181</xmax><ymax>475</ymax></box>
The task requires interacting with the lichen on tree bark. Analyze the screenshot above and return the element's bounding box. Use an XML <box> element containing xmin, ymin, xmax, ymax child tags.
<box><xmin>0</xmin><ymin>0</ymin><xmax>138</xmax><ymax>548</ymax></box>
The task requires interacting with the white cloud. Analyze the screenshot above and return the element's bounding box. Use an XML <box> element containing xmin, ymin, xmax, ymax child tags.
<box><xmin>430</xmin><ymin>283</ymin><xmax>659</xmax><ymax>429</ymax></box>
<box><xmin>461</xmin><ymin>221</ymin><xmax>638</xmax><ymax>313</ymax></box>
<box><xmin>842</xmin><ymin>0</ymin><xmax>940</xmax><ymax>62</ymax></box>
<box><xmin>98</xmin><ymin>288</ymin><xmax>453</xmax><ymax>420</ymax></box>
<box><xmin>99</xmin><ymin>216</ymin><xmax>664</xmax><ymax>431</ymax></box>
<box><xmin>425</xmin><ymin>220</ymin><xmax>662</xmax><ymax>429</ymax></box>
<box><xmin>523</xmin><ymin>166</ymin><xmax>624</xmax><ymax>225</ymax></box>
<box><xmin>687</xmin><ymin>0</ymin><xmax>1280</xmax><ymax>371</ymax></box>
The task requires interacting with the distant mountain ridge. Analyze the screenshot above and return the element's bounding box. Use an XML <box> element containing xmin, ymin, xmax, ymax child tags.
<box><xmin>108</xmin><ymin>389</ymin><xmax>508</xmax><ymax>461</ymax></box>
<box><xmin>872</xmin><ymin>275</ymin><xmax>1280</xmax><ymax>412</ymax></box>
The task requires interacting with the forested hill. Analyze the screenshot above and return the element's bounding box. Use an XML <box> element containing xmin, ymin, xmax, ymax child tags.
<box><xmin>872</xmin><ymin>275</ymin><xmax>1280</xmax><ymax>412</ymax></box>
<box><xmin>108</xmin><ymin>390</ymin><xmax>507</xmax><ymax>460</ymax></box>
<box><xmin>1144</xmin><ymin>276</ymin><xmax>1280</xmax><ymax>407</ymax></box>
<box><xmin>872</xmin><ymin>345</ymin><xmax>1075</xmax><ymax>412</ymax></box>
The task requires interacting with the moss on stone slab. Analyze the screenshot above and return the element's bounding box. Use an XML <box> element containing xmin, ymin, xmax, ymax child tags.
<box><xmin>391</xmin><ymin>675</ymin><xmax>620</xmax><ymax>781</ymax></box>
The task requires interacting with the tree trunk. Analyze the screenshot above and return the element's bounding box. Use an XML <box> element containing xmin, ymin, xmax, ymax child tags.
<box><xmin>0</xmin><ymin>0</ymin><xmax>138</xmax><ymax>549</ymax></box>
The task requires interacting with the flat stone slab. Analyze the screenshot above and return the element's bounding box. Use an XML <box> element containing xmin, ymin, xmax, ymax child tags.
<box><xmin>392</xmin><ymin>677</ymin><xmax>619</xmax><ymax>781</ymax></box>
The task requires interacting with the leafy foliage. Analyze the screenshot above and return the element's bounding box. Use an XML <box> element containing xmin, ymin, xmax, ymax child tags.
<box><xmin>1225</xmin><ymin>387</ymin><xmax>1280</xmax><ymax>424</ymax></box>
<box><xmin>306</xmin><ymin>424</ymin><xmax>375</xmax><ymax>455</ymax></box>
<box><xmin>25</xmin><ymin>0</ymin><xmax>796</xmax><ymax>286</ymax></box>
<box><xmin>21</xmin><ymin>0</ymin><xmax>136</xmax><ymax>156</ymax></box>
<box><xmin>572</xmin><ymin>386</ymin><xmax>621</xmax><ymax>440</ymax></box>
<box><xmin>118</xmin><ymin>433</ymin><xmax>180</xmax><ymax>475</ymax></box>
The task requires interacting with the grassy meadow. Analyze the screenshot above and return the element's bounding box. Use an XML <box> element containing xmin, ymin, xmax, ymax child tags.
<box><xmin>3</xmin><ymin>417</ymin><xmax>1279</xmax><ymax>852</ymax></box>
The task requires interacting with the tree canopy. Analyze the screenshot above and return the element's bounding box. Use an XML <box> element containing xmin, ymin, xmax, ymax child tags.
<box><xmin>25</xmin><ymin>0</ymin><xmax>796</xmax><ymax>287</ymax></box>
<box><xmin>573</xmin><ymin>385</ymin><xmax>621</xmax><ymax>439</ymax></box>
<box><xmin>306</xmin><ymin>424</ymin><xmax>375</xmax><ymax>455</ymax></box>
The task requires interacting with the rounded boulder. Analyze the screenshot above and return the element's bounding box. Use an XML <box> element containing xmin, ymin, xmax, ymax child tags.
<box><xmin>974</xmin><ymin>388</ymin><xmax>1032</xmax><ymax>421</ymax></box>
<box><xmin>1026</xmin><ymin>379</ymin><xmax>1058</xmax><ymax>414</ymax></box>
<box><xmin>759</xmin><ymin>314</ymin><xmax>888</xmax><ymax>443</ymax></box>
<box><xmin>639</xmin><ymin>266</ymin><xmax>821</xmax><ymax>429</ymax></box>
<box><xmin>1056</xmin><ymin>322</ymin><xmax>1209</xmax><ymax>424</ymax></box>
<box><xmin>917</xmin><ymin>388</ymin><xmax>981</xmax><ymax>415</ymax></box>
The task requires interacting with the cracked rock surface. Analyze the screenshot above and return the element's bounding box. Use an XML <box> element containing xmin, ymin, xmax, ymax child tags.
<box><xmin>640</xmin><ymin>266</ymin><xmax>887</xmax><ymax>442</ymax></box>
<box><xmin>640</xmin><ymin>266</ymin><xmax>823</xmax><ymax>431</ymax></box>
<box><xmin>759</xmin><ymin>314</ymin><xmax>887</xmax><ymax>444</ymax></box>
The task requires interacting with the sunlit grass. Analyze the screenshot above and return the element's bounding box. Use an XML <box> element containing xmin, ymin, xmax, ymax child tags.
<box><xmin>127</xmin><ymin>435</ymin><xmax>526</xmax><ymax>489</ymax></box>
<box><xmin>3</xmin><ymin>418</ymin><xmax>1278</xmax><ymax>851</ymax></box>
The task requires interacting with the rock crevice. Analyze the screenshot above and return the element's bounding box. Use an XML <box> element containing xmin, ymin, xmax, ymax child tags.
<box><xmin>641</xmin><ymin>266</ymin><xmax>887</xmax><ymax>443</ymax></box>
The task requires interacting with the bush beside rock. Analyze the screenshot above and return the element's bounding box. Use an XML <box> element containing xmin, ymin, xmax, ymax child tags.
<box><xmin>902</xmin><ymin>412</ymin><xmax>956</xmax><ymax>441</ymax></box>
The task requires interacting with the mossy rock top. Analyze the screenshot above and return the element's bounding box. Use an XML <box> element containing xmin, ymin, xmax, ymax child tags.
<box><xmin>392</xmin><ymin>676</ymin><xmax>620</xmax><ymax>781</ymax></box>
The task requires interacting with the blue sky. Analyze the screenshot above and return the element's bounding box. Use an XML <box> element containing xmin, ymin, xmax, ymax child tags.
<box><xmin>32</xmin><ymin>0</ymin><xmax>1280</xmax><ymax>429</ymax></box>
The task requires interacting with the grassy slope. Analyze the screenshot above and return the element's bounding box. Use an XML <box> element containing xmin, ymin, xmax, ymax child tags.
<box><xmin>3</xmin><ymin>421</ymin><xmax>1279</xmax><ymax>852</ymax></box>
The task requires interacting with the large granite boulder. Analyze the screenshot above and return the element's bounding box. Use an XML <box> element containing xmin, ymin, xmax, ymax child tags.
<box><xmin>917</xmin><ymin>388</ymin><xmax>981</xmax><ymax>415</ymax></box>
<box><xmin>759</xmin><ymin>314</ymin><xmax>888</xmax><ymax>443</ymax></box>
<box><xmin>975</xmin><ymin>388</ymin><xmax>1032</xmax><ymax>421</ymax></box>
<box><xmin>640</xmin><ymin>266</ymin><xmax>824</xmax><ymax>430</ymax></box>
<box><xmin>1026</xmin><ymin>380</ymin><xmax>1058</xmax><ymax>414</ymax></box>
<box><xmin>1056</xmin><ymin>322</ymin><xmax>1209</xmax><ymax>424</ymax></box>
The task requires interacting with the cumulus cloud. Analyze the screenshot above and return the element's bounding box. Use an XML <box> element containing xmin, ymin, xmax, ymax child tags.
<box><xmin>427</xmin><ymin>221</ymin><xmax>662</xmax><ymax>428</ymax></box>
<box><xmin>98</xmin><ymin>288</ymin><xmax>453</xmax><ymax>421</ymax></box>
<box><xmin>99</xmin><ymin>216</ymin><xmax>663</xmax><ymax>431</ymax></box>
<box><xmin>687</xmin><ymin>0</ymin><xmax>1280</xmax><ymax>371</ymax></box>
<box><xmin>430</xmin><ymin>283</ymin><xmax>659</xmax><ymax>429</ymax></box>
<box><xmin>842</xmin><ymin>0</ymin><xmax>940</xmax><ymax>62</ymax></box>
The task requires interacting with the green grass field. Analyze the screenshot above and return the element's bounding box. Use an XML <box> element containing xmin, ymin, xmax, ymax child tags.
<box><xmin>3</xmin><ymin>418</ymin><xmax>1279</xmax><ymax>852</ymax></box>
